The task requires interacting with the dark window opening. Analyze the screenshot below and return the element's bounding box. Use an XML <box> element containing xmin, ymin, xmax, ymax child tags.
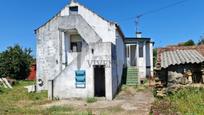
<box><xmin>70</xmin><ymin>42</ymin><xmax>82</xmax><ymax>52</ymax></box>
<box><xmin>70</xmin><ymin>34</ymin><xmax>82</xmax><ymax>52</ymax></box>
<box><xmin>139</xmin><ymin>43</ymin><xmax>143</xmax><ymax>57</ymax></box>
<box><xmin>69</xmin><ymin>6</ymin><xmax>78</xmax><ymax>13</ymax></box>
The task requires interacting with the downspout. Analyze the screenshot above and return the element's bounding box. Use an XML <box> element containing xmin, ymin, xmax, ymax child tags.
<box><xmin>48</xmin><ymin>79</ymin><xmax>54</xmax><ymax>100</ymax></box>
<box><xmin>51</xmin><ymin>80</ymin><xmax>54</xmax><ymax>100</ymax></box>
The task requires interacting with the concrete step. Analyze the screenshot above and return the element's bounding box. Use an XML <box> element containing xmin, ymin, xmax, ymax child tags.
<box><xmin>124</xmin><ymin>67</ymin><xmax>139</xmax><ymax>85</ymax></box>
<box><xmin>127</xmin><ymin>70</ymin><xmax>138</xmax><ymax>72</ymax></box>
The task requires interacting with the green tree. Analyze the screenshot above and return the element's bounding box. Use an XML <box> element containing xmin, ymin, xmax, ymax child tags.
<box><xmin>153</xmin><ymin>48</ymin><xmax>157</xmax><ymax>67</ymax></box>
<box><xmin>0</xmin><ymin>44</ymin><xmax>34</xmax><ymax>80</ymax></box>
<box><xmin>178</xmin><ymin>39</ymin><xmax>195</xmax><ymax>46</ymax></box>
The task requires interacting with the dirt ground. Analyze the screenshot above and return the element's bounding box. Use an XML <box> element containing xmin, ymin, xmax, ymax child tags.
<box><xmin>42</xmin><ymin>86</ymin><xmax>154</xmax><ymax>115</ymax></box>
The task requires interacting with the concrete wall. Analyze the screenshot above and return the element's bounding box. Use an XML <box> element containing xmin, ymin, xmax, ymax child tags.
<box><xmin>116</xmin><ymin>31</ymin><xmax>125</xmax><ymax>86</ymax></box>
<box><xmin>59</xmin><ymin>2</ymin><xmax>116</xmax><ymax>44</ymax></box>
<box><xmin>51</xmin><ymin>42</ymin><xmax>115</xmax><ymax>100</ymax></box>
<box><xmin>36</xmin><ymin>2</ymin><xmax>124</xmax><ymax>100</ymax></box>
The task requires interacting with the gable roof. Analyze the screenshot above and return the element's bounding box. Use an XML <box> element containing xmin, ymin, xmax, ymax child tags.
<box><xmin>157</xmin><ymin>45</ymin><xmax>204</xmax><ymax>69</ymax></box>
<box><xmin>34</xmin><ymin>1</ymin><xmax>125</xmax><ymax>39</ymax></box>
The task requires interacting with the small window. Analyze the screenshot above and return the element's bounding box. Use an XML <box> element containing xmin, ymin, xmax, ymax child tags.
<box><xmin>139</xmin><ymin>43</ymin><xmax>143</xmax><ymax>57</ymax></box>
<box><xmin>70</xmin><ymin>34</ymin><xmax>82</xmax><ymax>52</ymax></box>
<box><xmin>69</xmin><ymin>6</ymin><xmax>78</xmax><ymax>13</ymax></box>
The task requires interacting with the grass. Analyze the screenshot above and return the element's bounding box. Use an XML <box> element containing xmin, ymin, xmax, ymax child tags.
<box><xmin>86</xmin><ymin>97</ymin><xmax>97</xmax><ymax>103</ymax></box>
<box><xmin>151</xmin><ymin>87</ymin><xmax>204</xmax><ymax>115</ymax></box>
<box><xmin>0</xmin><ymin>80</ymin><xmax>50</xmax><ymax>115</ymax></box>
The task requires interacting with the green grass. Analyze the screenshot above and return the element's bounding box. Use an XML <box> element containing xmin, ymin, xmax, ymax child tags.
<box><xmin>151</xmin><ymin>87</ymin><xmax>204</xmax><ymax>115</ymax></box>
<box><xmin>45</xmin><ymin>106</ymin><xmax>92</xmax><ymax>115</ymax></box>
<box><xmin>0</xmin><ymin>80</ymin><xmax>50</xmax><ymax>115</ymax></box>
<box><xmin>0</xmin><ymin>81</ymin><xmax>95</xmax><ymax>115</ymax></box>
<box><xmin>86</xmin><ymin>97</ymin><xmax>97</xmax><ymax>103</ymax></box>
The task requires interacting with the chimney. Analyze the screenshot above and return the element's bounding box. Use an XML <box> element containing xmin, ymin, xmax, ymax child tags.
<box><xmin>136</xmin><ymin>32</ymin><xmax>142</xmax><ymax>38</ymax></box>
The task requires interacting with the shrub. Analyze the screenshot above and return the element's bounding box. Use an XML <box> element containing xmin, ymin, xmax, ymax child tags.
<box><xmin>0</xmin><ymin>44</ymin><xmax>34</xmax><ymax>80</ymax></box>
<box><xmin>151</xmin><ymin>87</ymin><xmax>204</xmax><ymax>114</ymax></box>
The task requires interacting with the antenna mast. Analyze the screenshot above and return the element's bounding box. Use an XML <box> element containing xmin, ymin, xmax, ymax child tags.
<box><xmin>135</xmin><ymin>15</ymin><xmax>142</xmax><ymax>33</ymax></box>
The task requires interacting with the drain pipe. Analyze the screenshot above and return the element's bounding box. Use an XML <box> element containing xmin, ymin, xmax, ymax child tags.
<box><xmin>48</xmin><ymin>79</ymin><xmax>54</xmax><ymax>100</ymax></box>
<box><xmin>51</xmin><ymin>80</ymin><xmax>54</xmax><ymax>100</ymax></box>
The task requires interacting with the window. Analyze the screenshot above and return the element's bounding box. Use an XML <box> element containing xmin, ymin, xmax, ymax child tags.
<box><xmin>70</xmin><ymin>34</ymin><xmax>82</xmax><ymax>52</ymax></box>
<box><xmin>69</xmin><ymin>6</ymin><xmax>78</xmax><ymax>13</ymax></box>
<box><xmin>139</xmin><ymin>43</ymin><xmax>143</xmax><ymax>57</ymax></box>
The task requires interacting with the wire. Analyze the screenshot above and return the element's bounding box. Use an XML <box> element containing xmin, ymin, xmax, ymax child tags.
<box><xmin>119</xmin><ymin>0</ymin><xmax>189</xmax><ymax>22</ymax></box>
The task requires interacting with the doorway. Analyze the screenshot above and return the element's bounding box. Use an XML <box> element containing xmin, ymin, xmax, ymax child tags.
<box><xmin>94</xmin><ymin>65</ymin><xmax>105</xmax><ymax>97</ymax></box>
<box><xmin>130</xmin><ymin>45</ymin><xmax>136</xmax><ymax>66</ymax></box>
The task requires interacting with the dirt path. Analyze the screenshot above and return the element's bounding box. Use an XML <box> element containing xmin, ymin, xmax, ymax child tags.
<box><xmin>42</xmin><ymin>87</ymin><xmax>154</xmax><ymax>115</ymax></box>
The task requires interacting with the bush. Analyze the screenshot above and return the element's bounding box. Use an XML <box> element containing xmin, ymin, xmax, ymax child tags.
<box><xmin>0</xmin><ymin>44</ymin><xmax>34</xmax><ymax>80</ymax></box>
<box><xmin>151</xmin><ymin>87</ymin><xmax>204</xmax><ymax>114</ymax></box>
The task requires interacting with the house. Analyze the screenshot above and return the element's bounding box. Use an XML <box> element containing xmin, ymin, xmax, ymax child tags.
<box><xmin>156</xmin><ymin>45</ymin><xmax>204</xmax><ymax>86</ymax></box>
<box><xmin>35</xmin><ymin>1</ymin><xmax>153</xmax><ymax>100</ymax></box>
<box><xmin>125</xmin><ymin>33</ymin><xmax>154</xmax><ymax>82</ymax></box>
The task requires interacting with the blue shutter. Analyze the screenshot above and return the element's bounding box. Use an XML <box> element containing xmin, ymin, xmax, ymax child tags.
<box><xmin>75</xmin><ymin>70</ymin><xmax>86</xmax><ymax>88</ymax></box>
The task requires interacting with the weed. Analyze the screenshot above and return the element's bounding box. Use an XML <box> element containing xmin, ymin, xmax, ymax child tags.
<box><xmin>86</xmin><ymin>97</ymin><xmax>97</xmax><ymax>103</ymax></box>
<box><xmin>151</xmin><ymin>87</ymin><xmax>204</xmax><ymax>114</ymax></box>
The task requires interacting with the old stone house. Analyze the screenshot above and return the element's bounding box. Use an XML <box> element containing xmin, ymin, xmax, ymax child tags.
<box><xmin>156</xmin><ymin>45</ymin><xmax>204</xmax><ymax>86</ymax></box>
<box><xmin>35</xmin><ymin>1</ymin><xmax>153</xmax><ymax>100</ymax></box>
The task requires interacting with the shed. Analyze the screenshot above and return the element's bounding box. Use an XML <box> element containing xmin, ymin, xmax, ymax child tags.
<box><xmin>156</xmin><ymin>45</ymin><xmax>204</xmax><ymax>85</ymax></box>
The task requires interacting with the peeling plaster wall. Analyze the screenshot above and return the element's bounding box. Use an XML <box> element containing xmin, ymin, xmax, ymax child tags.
<box><xmin>52</xmin><ymin>42</ymin><xmax>115</xmax><ymax>100</ymax></box>
<box><xmin>36</xmin><ymin>2</ymin><xmax>124</xmax><ymax>100</ymax></box>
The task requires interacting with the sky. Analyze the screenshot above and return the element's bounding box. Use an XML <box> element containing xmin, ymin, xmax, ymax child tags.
<box><xmin>0</xmin><ymin>0</ymin><xmax>204</xmax><ymax>56</ymax></box>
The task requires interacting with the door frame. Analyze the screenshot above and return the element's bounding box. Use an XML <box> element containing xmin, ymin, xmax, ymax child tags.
<box><xmin>93</xmin><ymin>65</ymin><xmax>106</xmax><ymax>97</ymax></box>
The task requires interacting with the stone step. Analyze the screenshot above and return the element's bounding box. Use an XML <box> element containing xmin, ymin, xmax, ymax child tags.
<box><xmin>127</xmin><ymin>73</ymin><xmax>138</xmax><ymax>75</ymax></box>
<box><xmin>126</xmin><ymin>81</ymin><xmax>138</xmax><ymax>84</ymax></box>
<box><xmin>127</xmin><ymin>76</ymin><xmax>138</xmax><ymax>78</ymax></box>
<box><xmin>124</xmin><ymin>67</ymin><xmax>139</xmax><ymax>85</ymax></box>
<box><xmin>126</xmin><ymin>79</ymin><xmax>138</xmax><ymax>81</ymax></box>
<box><xmin>127</xmin><ymin>72</ymin><xmax>138</xmax><ymax>74</ymax></box>
<box><xmin>127</xmin><ymin>70</ymin><xmax>138</xmax><ymax>72</ymax></box>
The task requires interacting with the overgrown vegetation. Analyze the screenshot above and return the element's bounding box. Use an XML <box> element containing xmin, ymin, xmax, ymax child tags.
<box><xmin>0</xmin><ymin>44</ymin><xmax>34</xmax><ymax>80</ymax></box>
<box><xmin>151</xmin><ymin>87</ymin><xmax>204</xmax><ymax>115</ymax></box>
<box><xmin>0</xmin><ymin>81</ymin><xmax>50</xmax><ymax>114</ymax></box>
<box><xmin>153</xmin><ymin>48</ymin><xmax>157</xmax><ymax>67</ymax></box>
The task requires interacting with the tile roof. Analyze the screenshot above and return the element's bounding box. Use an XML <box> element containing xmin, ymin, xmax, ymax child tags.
<box><xmin>157</xmin><ymin>45</ymin><xmax>204</xmax><ymax>69</ymax></box>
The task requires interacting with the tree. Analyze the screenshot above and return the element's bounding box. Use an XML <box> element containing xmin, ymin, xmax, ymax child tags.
<box><xmin>178</xmin><ymin>39</ymin><xmax>195</xmax><ymax>46</ymax></box>
<box><xmin>153</xmin><ymin>48</ymin><xmax>157</xmax><ymax>67</ymax></box>
<box><xmin>198</xmin><ymin>35</ymin><xmax>204</xmax><ymax>45</ymax></box>
<box><xmin>0</xmin><ymin>44</ymin><xmax>34</xmax><ymax>80</ymax></box>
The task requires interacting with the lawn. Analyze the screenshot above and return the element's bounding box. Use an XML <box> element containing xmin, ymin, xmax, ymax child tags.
<box><xmin>151</xmin><ymin>87</ymin><xmax>204</xmax><ymax>115</ymax></box>
<box><xmin>0</xmin><ymin>81</ymin><xmax>92</xmax><ymax>115</ymax></box>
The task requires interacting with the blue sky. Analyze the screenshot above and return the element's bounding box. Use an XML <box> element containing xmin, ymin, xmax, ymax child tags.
<box><xmin>0</xmin><ymin>0</ymin><xmax>204</xmax><ymax>56</ymax></box>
